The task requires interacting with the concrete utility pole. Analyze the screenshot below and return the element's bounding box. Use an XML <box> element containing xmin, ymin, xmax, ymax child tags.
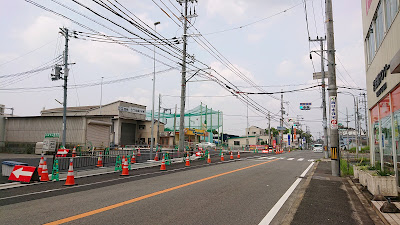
<box><xmin>157</xmin><ymin>93</ymin><xmax>161</xmax><ymax>149</ymax></box>
<box><xmin>150</xmin><ymin>21</ymin><xmax>160</xmax><ymax>159</ymax></box>
<box><xmin>346</xmin><ymin>108</ymin><xmax>350</xmax><ymax>151</ymax></box>
<box><xmin>280</xmin><ymin>90</ymin><xmax>284</xmax><ymax>150</ymax></box>
<box><xmin>356</xmin><ymin>96</ymin><xmax>360</xmax><ymax>159</ymax></box>
<box><xmin>326</xmin><ymin>0</ymin><xmax>340</xmax><ymax>176</ymax></box>
<box><xmin>246</xmin><ymin>98</ymin><xmax>249</xmax><ymax>149</ymax></box>
<box><xmin>178</xmin><ymin>0</ymin><xmax>189</xmax><ymax>152</ymax></box>
<box><xmin>100</xmin><ymin>77</ymin><xmax>104</xmax><ymax>115</ymax></box>
<box><xmin>310</xmin><ymin>36</ymin><xmax>329</xmax><ymax>158</ymax></box>
<box><xmin>361</xmin><ymin>93</ymin><xmax>368</xmax><ymax>146</ymax></box>
<box><xmin>268</xmin><ymin>112</ymin><xmax>271</xmax><ymax>145</ymax></box>
<box><xmin>60</xmin><ymin>28</ymin><xmax>69</xmax><ymax>148</ymax></box>
<box><xmin>173</xmin><ymin>104</ymin><xmax>177</xmax><ymax>147</ymax></box>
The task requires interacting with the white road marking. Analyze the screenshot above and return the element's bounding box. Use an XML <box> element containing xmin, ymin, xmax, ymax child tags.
<box><xmin>297</xmin><ymin>158</ymin><xmax>304</xmax><ymax>161</ymax></box>
<box><xmin>287</xmin><ymin>158</ymin><xmax>294</xmax><ymax>161</ymax></box>
<box><xmin>308</xmin><ymin>159</ymin><xmax>315</xmax><ymax>162</ymax></box>
<box><xmin>278</xmin><ymin>157</ymin><xmax>285</xmax><ymax>159</ymax></box>
<box><xmin>259</xmin><ymin>162</ymin><xmax>315</xmax><ymax>225</ymax></box>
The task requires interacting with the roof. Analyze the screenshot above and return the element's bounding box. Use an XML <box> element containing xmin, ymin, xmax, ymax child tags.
<box><xmin>41</xmin><ymin>100</ymin><xmax>146</xmax><ymax>114</ymax></box>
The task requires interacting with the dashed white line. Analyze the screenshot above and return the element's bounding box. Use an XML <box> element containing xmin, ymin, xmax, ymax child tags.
<box><xmin>287</xmin><ymin>158</ymin><xmax>294</xmax><ymax>161</ymax></box>
<box><xmin>297</xmin><ymin>158</ymin><xmax>304</xmax><ymax>161</ymax></box>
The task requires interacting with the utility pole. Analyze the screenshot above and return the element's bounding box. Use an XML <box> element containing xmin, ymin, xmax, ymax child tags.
<box><xmin>326</xmin><ymin>0</ymin><xmax>340</xmax><ymax>176</ymax></box>
<box><xmin>150</xmin><ymin>21</ymin><xmax>160</xmax><ymax>159</ymax></box>
<box><xmin>100</xmin><ymin>76</ymin><xmax>104</xmax><ymax>115</ymax></box>
<box><xmin>280</xmin><ymin>90</ymin><xmax>284</xmax><ymax>150</ymax></box>
<box><xmin>178</xmin><ymin>0</ymin><xmax>189</xmax><ymax>152</ymax></box>
<box><xmin>268</xmin><ymin>112</ymin><xmax>271</xmax><ymax>146</ymax></box>
<box><xmin>60</xmin><ymin>28</ymin><xmax>69</xmax><ymax>148</ymax></box>
<box><xmin>356</xmin><ymin>96</ymin><xmax>360</xmax><ymax>159</ymax></box>
<box><xmin>246</xmin><ymin>98</ymin><xmax>249</xmax><ymax>150</ymax></box>
<box><xmin>346</xmin><ymin>108</ymin><xmax>350</xmax><ymax>151</ymax></box>
<box><xmin>173</xmin><ymin>104</ymin><xmax>177</xmax><ymax>147</ymax></box>
<box><xmin>157</xmin><ymin>93</ymin><xmax>161</xmax><ymax>150</ymax></box>
<box><xmin>310</xmin><ymin>36</ymin><xmax>328</xmax><ymax>158</ymax></box>
<box><xmin>361</xmin><ymin>93</ymin><xmax>368</xmax><ymax>146</ymax></box>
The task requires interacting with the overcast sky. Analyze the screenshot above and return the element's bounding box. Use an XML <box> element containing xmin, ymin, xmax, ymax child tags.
<box><xmin>0</xmin><ymin>0</ymin><xmax>366</xmax><ymax>138</ymax></box>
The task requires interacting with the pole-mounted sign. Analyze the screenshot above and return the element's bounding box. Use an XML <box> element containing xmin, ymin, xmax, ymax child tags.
<box><xmin>330</xmin><ymin>96</ymin><xmax>338</xmax><ymax>129</ymax></box>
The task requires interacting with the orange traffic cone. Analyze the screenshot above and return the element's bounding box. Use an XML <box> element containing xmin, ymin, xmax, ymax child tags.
<box><xmin>40</xmin><ymin>158</ymin><xmax>49</xmax><ymax>182</ymax></box>
<box><xmin>237</xmin><ymin>151</ymin><xmax>241</xmax><ymax>159</ymax></box>
<box><xmin>160</xmin><ymin>156</ymin><xmax>166</xmax><ymax>171</ymax></box>
<box><xmin>185</xmin><ymin>154</ymin><xmax>190</xmax><ymax>166</ymax></box>
<box><xmin>72</xmin><ymin>146</ymin><xmax>77</xmax><ymax>157</ymax></box>
<box><xmin>64</xmin><ymin>159</ymin><xmax>76</xmax><ymax>186</ymax></box>
<box><xmin>121</xmin><ymin>157</ymin><xmax>129</xmax><ymax>176</ymax></box>
<box><xmin>221</xmin><ymin>152</ymin><xmax>224</xmax><ymax>161</ymax></box>
<box><xmin>131</xmin><ymin>152</ymin><xmax>136</xmax><ymax>164</ymax></box>
<box><xmin>230</xmin><ymin>151</ymin><xmax>234</xmax><ymax>160</ymax></box>
<box><xmin>96</xmin><ymin>152</ymin><xmax>103</xmax><ymax>167</ymax></box>
<box><xmin>137</xmin><ymin>148</ymin><xmax>141</xmax><ymax>156</ymax></box>
<box><xmin>38</xmin><ymin>153</ymin><xmax>44</xmax><ymax>176</ymax></box>
<box><xmin>207</xmin><ymin>153</ymin><xmax>211</xmax><ymax>163</ymax></box>
<box><xmin>154</xmin><ymin>152</ymin><xmax>159</xmax><ymax>161</ymax></box>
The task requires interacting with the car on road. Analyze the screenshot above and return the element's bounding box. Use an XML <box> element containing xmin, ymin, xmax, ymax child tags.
<box><xmin>313</xmin><ymin>144</ymin><xmax>323</xmax><ymax>152</ymax></box>
<box><xmin>196</xmin><ymin>142</ymin><xmax>216</xmax><ymax>150</ymax></box>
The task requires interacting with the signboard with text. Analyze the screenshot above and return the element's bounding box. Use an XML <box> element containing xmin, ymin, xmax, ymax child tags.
<box><xmin>330</xmin><ymin>96</ymin><xmax>338</xmax><ymax>129</ymax></box>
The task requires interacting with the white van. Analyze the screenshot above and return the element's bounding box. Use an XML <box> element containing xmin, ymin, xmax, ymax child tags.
<box><xmin>313</xmin><ymin>144</ymin><xmax>323</xmax><ymax>152</ymax></box>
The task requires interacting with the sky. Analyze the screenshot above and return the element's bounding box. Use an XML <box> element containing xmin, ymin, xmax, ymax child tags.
<box><xmin>0</xmin><ymin>0</ymin><xmax>367</xmax><ymax>139</ymax></box>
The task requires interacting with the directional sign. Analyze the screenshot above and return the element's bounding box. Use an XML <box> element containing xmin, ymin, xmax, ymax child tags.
<box><xmin>45</xmin><ymin>133</ymin><xmax>60</xmax><ymax>138</ymax></box>
<box><xmin>56</xmin><ymin>149</ymin><xmax>70</xmax><ymax>157</ymax></box>
<box><xmin>288</xmin><ymin>134</ymin><xmax>291</xmax><ymax>146</ymax></box>
<box><xmin>277</xmin><ymin>126</ymin><xmax>286</xmax><ymax>131</ymax></box>
<box><xmin>8</xmin><ymin>166</ymin><xmax>39</xmax><ymax>183</ymax></box>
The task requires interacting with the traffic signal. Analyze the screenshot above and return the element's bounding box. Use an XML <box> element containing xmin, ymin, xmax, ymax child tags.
<box><xmin>300</xmin><ymin>103</ymin><xmax>311</xmax><ymax>110</ymax></box>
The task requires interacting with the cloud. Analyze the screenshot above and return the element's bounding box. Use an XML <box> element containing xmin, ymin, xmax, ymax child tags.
<box><xmin>209</xmin><ymin>61</ymin><xmax>256</xmax><ymax>86</ymax></box>
<box><xmin>19</xmin><ymin>15</ymin><xmax>67</xmax><ymax>48</ymax></box>
<box><xmin>117</xmin><ymin>87</ymin><xmax>152</xmax><ymax>108</ymax></box>
<box><xmin>276</xmin><ymin>60</ymin><xmax>295</xmax><ymax>77</ymax></box>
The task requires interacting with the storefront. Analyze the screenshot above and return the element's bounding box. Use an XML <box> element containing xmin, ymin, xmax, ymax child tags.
<box><xmin>362</xmin><ymin>0</ymin><xmax>400</xmax><ymax>185</ymax></box>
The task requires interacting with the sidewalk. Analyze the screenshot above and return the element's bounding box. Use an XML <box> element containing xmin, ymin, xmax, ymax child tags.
<box><xmin>288</xmin><ymin>160</ymin><xmax>383</xmax><ymax>225</ymax></box>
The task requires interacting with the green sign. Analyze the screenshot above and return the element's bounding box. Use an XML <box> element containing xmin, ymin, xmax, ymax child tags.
<box><xmin>45</xmin><ymin>133</ymin><xmax>60</xmax><ymax>138</ymax></box>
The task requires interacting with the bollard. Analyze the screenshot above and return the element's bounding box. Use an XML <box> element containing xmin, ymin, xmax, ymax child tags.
<box><xmin>51</xmin><ymin>159</ymin><xmax>59</xmax><ymax>181</ymax></box>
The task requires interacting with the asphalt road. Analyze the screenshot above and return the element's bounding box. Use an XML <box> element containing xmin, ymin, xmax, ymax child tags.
<box><xmin>0</xmin><ymin>150</ymin><xmax>323</xmax><ymax>225</ymax></box>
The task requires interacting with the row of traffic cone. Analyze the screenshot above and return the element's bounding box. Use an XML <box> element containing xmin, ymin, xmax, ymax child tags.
<box><xmin>37</xmin><ymin>153</ymin><xmax>76</xmax><ymax>185</ymax></box>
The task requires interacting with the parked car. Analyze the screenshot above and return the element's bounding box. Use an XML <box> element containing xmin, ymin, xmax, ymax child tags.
<box><xmin>196</xmin><ymin>142</ymin><xmax>216</xmax><ymax>150</ymax></box>
<box><xmin>313</xmin><ymin>144</ymin><xmax>323</xmax><ymax>152</ymax></box>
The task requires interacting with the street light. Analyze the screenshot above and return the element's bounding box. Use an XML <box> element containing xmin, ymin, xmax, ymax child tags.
<box><xmin>150</xmin><ymin>21</ymin><xmax>160</xmax><ymax>160</ymax></box>
<box><xmin>337</xmin><ymin>91</ymin><xmax>359</xmax><ymax>158</ymax></box>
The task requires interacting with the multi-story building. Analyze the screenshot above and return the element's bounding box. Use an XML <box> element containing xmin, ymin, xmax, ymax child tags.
<box><xmin>362</xmin><ymin>0</ymin><xmax>400</xmax><ymax>184</ymax></box>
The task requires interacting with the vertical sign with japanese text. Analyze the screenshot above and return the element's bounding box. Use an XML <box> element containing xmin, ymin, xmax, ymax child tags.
<box><xmin>330</xmin><ymin>96</ymin><xmax>338</xmax><ymax>130</ymax></box>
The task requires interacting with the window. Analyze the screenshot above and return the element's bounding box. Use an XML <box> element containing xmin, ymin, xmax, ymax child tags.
<box><xmin>379</xmin><ymin>95</ymin><xmax>393</xmax><ymax>172</ymax></box>
<box><xmin>386</xmin><ymin>0</ymin><xmax>399</xmax><ymax>29</ymax></box>
<box><xmin>139</xmin><ymin>125</ymin><xmax>145</xmax><ymax>130</ymax></box>
<box><xmin>367</xmin><ymin>27</ymin><xmax>375</xmax><ymax>64</ymax></box>
<box><xmin>391</xmin><ymin>85</ymin><xmax>400</xmax><ymax>184</ymax></box>
<box><xmin>375</xmin><ymin>2</ymin><xmax>384</xmax><ymax>48</ymax></box>
<box><xmin>234</xmin><ymin>141</ymin><xmax>240</xmax><ymax>146</ymax></box>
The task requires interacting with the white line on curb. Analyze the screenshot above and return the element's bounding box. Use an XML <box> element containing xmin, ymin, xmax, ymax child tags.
<box><xmin>258</xmin><ymin>162</ymin><xmax>315</xmax><ymax>225</ymax></box>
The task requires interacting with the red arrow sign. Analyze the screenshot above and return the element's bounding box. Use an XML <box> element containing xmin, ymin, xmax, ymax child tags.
<box><xmin>56</xmin><ymin>149</ymin><xmax>70</xmax><ymax>157</ymax></box>
<box><xmin>8</xmin><ymin>166</ymin><xmax>38</xmax><ymax>183</ymax></box>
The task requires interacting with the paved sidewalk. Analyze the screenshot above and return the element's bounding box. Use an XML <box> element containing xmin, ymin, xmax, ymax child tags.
<box><xmin>289</xmin><ymin>160</ymin><xmax>383</xmax><ymax>225</ymax></box>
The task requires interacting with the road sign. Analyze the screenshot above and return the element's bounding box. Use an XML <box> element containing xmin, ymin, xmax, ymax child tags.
<box><xmin>331</xmin><ymin>147</ymin><xmax>338</xmax><ymax>160</ymax></box>
<box><xmin>45</xmin><ymin>133</ymin><xmax>60</xmax><ymax>138</ymax></box>
<box><xmin>56</xmin><ymin>149</ymin><xmax>70</xmax><ymax>157</ymax></box>
<box><xmin>288</xmin><ymin>134</ymin><xmax>291</xmax><ymax>146</ymax></box>
<box><xmin>312</xmin><ymin>72</ymin><xmax>329</xmax><ymax>80</ymax></box>
<box><xmin>8</xmin><ymin>166</ymin><xmax>39</xmax><ymax>183</ymax></box>
<box><xmin>277</xmin><ymin>126</ymin><xmax>286</xmax><ymax>131</ymax></box>
<box><xmin>330</xmin><ymin>96</ymin><xmax>338</xmax><ymax>129</ymax></box>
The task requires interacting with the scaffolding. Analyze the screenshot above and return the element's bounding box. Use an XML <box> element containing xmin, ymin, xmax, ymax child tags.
<box><xmin>146</xmin><ymin>103</ymin><xmax>223</xmax><ymax>143</ymax></box>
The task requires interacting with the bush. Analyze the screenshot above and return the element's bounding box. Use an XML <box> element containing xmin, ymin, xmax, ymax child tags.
<box><xmin>376</xmin><ymin>169</ymin><xmax>394</xmax><ymax>176</ymax></box>
<box><xmin>340</xmin><ymin>159</ymin><xmax>353</xmax><ymax>176</ymax></box>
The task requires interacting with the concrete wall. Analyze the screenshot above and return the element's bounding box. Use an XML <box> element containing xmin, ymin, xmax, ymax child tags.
<box><xmin>5</xmin><ymin>116</ymin><xmax>86</xmax><ymax>144</ymax></box>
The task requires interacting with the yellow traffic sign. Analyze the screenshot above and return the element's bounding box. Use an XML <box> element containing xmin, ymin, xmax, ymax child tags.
<box><xmin>331</xmin><ymin>147</ymin><xmax>338</xmax><ymax>160</ymax></box>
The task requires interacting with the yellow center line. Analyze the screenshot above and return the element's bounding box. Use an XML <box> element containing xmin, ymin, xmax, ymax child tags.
<box><xmin>45</xmin><ymin>158</ymin><xmax>279</xmax><ymax>225</ymax></box>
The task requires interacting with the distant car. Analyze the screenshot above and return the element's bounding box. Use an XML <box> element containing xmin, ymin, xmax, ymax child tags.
<box><xmin>313</xmin><ymin>144</ymin><xmax>323</xmax><ymax>152</ymax></box>
<box><xmin>196</xmin><ymin>142</ymin><xmax>216</xmax><ymax>150</ymax></box>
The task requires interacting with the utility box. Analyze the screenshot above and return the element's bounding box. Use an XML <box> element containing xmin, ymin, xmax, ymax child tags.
<box><xmin>35</xmin><ymin>142</ymin><xmax>44</xmax><ymax>155</ymax></box>
<box><xmin>2</xmin><ymin>161</ymin><xmax>28</xmax><ymax>176</ymax></box>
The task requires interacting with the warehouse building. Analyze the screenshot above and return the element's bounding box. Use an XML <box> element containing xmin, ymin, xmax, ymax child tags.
<box><xmin>362</xmin><ymin>0</ymin><xmax>400</xmax><ymax>184</ymax></box>
<box><xmin>3</xmin><ymin>100</ymin><xmax>164</xmax><ymax>150</ymax></box>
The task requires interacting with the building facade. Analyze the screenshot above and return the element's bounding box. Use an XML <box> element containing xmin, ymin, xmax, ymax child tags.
<box><xmin>3</xmin><ymin>100</ymin><xmax>165</xmax><ymax>150</ymax></box>
<box><xmin>362</xmin><ymin>0</ymin><xmax>400</xmax><ymax>185</ymax></box>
